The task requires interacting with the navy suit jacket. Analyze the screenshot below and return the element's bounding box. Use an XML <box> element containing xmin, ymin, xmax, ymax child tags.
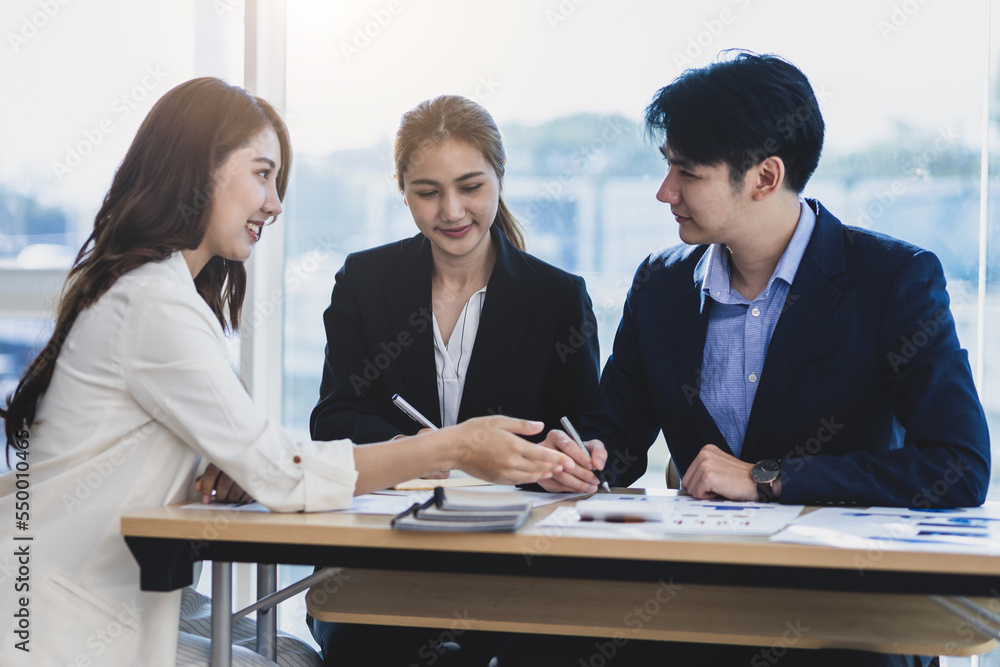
<box><xmin>581</xmin><ymin>200</ymin><xmax>990</xmax><ymax>506</ymax></box>
<box><xmin>311</xmin><ymin>225</ymin><xmax>600</xmax><ymax>444</ymax></box>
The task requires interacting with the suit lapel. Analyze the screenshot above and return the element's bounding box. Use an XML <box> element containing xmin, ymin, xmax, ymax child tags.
<box><xmin>458</xmin><ymin>227</ymin><xmax>537</xmax><ymax>421</ymax></box>
<box><xmin>740</xmin><ymin>201</ymin><xmax>846</xmax><ymax>461</ymax></box>
<box><xmin>677</xmin><ymin>252</ymin><xmax>732</xmax><ymax>454</ymax></box>
<box><xmin>383</xmin><ymin>235</ymin><xmax>441</xmax><ymax>426</ymax></box>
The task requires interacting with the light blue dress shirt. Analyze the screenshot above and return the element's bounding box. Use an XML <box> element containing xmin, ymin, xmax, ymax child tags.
<box><xmin>699</xmin><ymin>200</ymin><xmax>816</xmax><ymax>458</ymax></box>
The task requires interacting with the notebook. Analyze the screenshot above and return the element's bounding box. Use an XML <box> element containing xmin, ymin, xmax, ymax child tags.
<box><xmin>391</xmin><ymin>487</ymin><xmax>531</xmax><ymax>532</ymax></box>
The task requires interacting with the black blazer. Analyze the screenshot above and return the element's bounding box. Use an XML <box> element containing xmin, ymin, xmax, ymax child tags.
<box><xmin>582</xmin><ymin>200</ymin><xmax>990</xmax><ymax>507</ymax></box>
<box><xmin>310</xmin><ymin>226</ymin><xmax>600</xmax><ymax>444</ymax></box>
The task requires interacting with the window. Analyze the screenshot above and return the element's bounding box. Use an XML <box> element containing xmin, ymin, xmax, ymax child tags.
<box><xmin>281</xmin><ymin>0</ymin><xmax>999</xmax><ymax>494</ymax></box>
<box><xmin>3</xmin><ymin>0</ymin><xmax>999</xmax><ymax>653</ymax></box>
<box><xmin>0</xmin><ymin>1</ymin><xmax>244</xmax><ymax>439</ymax></box>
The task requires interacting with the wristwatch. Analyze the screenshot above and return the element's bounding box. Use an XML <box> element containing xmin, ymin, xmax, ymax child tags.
<box><xmin>750</xmin><ymin>459</ymin><xmax>782</xmax><ymax>502</ymax></box>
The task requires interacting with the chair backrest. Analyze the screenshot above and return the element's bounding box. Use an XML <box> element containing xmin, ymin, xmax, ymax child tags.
<box><xmin>666</xmin><ymin>458</ymin><xmax>681</xmax><ymax>489</ymax></box>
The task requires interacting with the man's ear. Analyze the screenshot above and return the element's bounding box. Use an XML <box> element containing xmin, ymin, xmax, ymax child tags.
<box><xmin>750</xmin><ymin>156</ymin><xmax>786</xmax><ymax>201</ymax></box>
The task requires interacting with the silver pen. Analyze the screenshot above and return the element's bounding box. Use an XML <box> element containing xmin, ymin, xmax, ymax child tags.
<box><xmin>560</xmin><ymin>416</ymin><xmax>611</xmax><ymax>492</ymax></box>
<box><xmin>391</xmin><ymin>394</ymin><xmax>438</xmax><ymax>431</ymax></box>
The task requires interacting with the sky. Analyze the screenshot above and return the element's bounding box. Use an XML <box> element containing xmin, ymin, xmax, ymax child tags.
<box><xmin>0</xmin><ymin>0</ymin><xmax>994</xmax><ymax>220</ymax></box>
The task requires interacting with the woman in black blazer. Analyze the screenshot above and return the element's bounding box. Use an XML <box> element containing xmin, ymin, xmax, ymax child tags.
<box><xmin>308</xmin><ymin>96</ymin><xmax>601</xmax><ymax>666</ymax></box>
<box><xmin>310</xmin><ymin>96</ymin><xmax>599</xmax><ymax>450</ymax></box>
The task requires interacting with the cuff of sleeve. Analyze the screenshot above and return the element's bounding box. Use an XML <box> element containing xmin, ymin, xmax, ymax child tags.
<box><xmin>297</xmin><ymin>440</ymin><xmax>359</xmax><ymax>512</ymax></box>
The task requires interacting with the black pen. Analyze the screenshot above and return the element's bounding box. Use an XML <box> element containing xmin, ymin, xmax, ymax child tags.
<box><xmin>391</xmin><ymin>394</ymin><xmax>438</xmax><ymax>431</ymax></box>
<box><xmin>560</xmin><ymin>416</ymin><xmax>611</xmax><ymax>492</ymax></box>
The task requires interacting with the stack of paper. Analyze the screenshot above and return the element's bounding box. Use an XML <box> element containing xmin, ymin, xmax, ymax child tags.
<box><xmin>391</xmin><ymin>487</ymin><xmax>531</xmax><ymax>532</ymax></box>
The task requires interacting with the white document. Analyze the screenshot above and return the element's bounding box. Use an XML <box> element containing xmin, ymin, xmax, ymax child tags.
<box><xmin>771</xmin><ymin>503</ymin><xmax>1000</xmax><ymax>555</ymax></box>
<box><xmin>332</xmin><ymin>492</ymin><xmax>433</xmax><ymax>515</ymax></box>
<box><xmin>656</xmin><ymin>499</ymin><xmax>802</xmax><ymax>535</ymax></box>
<box><xmin>534</xmin><ymin>496</ymin><xmax>804</xmax><ymax>536</ymax></box>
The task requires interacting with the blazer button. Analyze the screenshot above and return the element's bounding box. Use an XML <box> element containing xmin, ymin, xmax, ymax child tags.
<box><xmin>293</xmin><ymin>455</ymin><xmax>302</xmax><ymax>464</ymax></box>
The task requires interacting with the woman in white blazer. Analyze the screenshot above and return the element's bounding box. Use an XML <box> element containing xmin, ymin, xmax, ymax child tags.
<box><xmin>0</xmin><ymin>77</ymin><xmax>575</xmax><ymax>667</ymax></box>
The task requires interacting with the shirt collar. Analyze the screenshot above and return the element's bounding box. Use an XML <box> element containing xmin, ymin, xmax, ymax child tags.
<box><xmin>702</xmin><ymin>198</ymin><xmax>815</xmax><ymax>301</ymax></box>
<box><xmin>165</xmin><ymin>250</ymin><xmax>200</xmax><ymax>290</ymax></box>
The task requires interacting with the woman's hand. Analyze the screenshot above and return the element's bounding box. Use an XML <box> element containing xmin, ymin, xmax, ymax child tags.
<box><xmin>450</xmin><ymin>416</ymin><xmax>576</xmax><ymax>485</ymax></box>
<box><xmin>413</xmin><ymin>428</ymin><xmax>451</xmax><ymax>479</ymax></box>
<box><xmin>194</xmin><ymin>462</ymin><xmax>253</xmax><ymax>504</ymax></box>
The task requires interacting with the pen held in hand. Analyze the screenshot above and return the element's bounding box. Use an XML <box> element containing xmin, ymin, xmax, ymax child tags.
<box><xmin>559</xmin><ymin>416</ymin><xmax>611</xmax><ymax>493</ymax></box>
<box><xmin>392</xmin><ymin>394</ymin><xmax>439</xmax><ymax>431</ymax></box>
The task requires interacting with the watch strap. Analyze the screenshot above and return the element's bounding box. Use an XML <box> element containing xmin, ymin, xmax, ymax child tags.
<box><xmin>756</xmin><ymin>480</ymin><xmax>778</xmax><ymax>503</ymax></box>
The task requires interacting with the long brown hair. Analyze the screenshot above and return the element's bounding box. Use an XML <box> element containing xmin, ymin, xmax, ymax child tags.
<box><xmin>394</xmin><ymin>95</ymin><xmax>525</xmax><ymax>250</ymax></box>
<box><xmin>2</xmin><ymin>77</ymin><xmax>291</xmax><ymax>460</ymax></box>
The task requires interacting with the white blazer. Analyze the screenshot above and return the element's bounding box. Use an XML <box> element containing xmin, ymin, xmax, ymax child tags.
<box><xmin>0</xmin><ymin>252</ymin><xmax>358</xmax><ymax>667</ymax></box>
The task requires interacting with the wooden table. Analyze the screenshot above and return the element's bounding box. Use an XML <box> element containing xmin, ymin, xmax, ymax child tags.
<box><xmin>121</xmin><ymin>498</ymin><xmax>1000</xmax><ymax>665</ymax></box>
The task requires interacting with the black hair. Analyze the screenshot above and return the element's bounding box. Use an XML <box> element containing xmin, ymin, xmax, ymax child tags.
<box><xmin>644</xmin><ymin>51</ymin><xmax>824</xmax><ymax>193</ymax></box>
<box><xmin>2</xmin><ymin>77</ymin><xmax>292</xmax><ymax>463</ymax></box>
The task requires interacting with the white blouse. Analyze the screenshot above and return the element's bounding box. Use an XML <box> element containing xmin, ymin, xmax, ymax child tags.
<box><xmin>432</xmin><ymin>287</ymin><xmax>487</xmax><ymax>427</ymax></box>
<box><xmin>0</xmin><ymin>251</ymin><xmax>357</xmax><ymax>667</ymax></box>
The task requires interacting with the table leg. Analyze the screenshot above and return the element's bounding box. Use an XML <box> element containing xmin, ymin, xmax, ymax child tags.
<box><xmin>932</xmin><ymin>596</ymin><xmax>1000</xmax><ymax>640</ymax></box>
<box><xmin>211</xmin><ymin>561</ymin><xmax>233</xmax><ymax>667</ymax></box>
<box><xmin>256</xmin><ymin>564</ymin><xmax>277</xmax><ymax>661</ymax></box>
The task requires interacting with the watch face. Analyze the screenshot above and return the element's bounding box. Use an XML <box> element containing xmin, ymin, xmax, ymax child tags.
<box><xmin>751</xmin><ymin>459</ymin><xmax>780</xmax><ymax>483</ymax></box>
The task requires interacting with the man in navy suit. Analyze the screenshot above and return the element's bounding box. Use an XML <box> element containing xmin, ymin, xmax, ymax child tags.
<box><xmin>520</xmin><ymin>53</ymin><xmax>990</xmax><ymax>666</ymax></box>
<box><xmin>542</xmin><ymin>52</ymin><xmax>990</xmax><ymax>513</ymax></box>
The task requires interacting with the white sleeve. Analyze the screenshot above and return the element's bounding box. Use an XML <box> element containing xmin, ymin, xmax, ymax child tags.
<box><xmin>119</xmin><ymin>279</ymin><xmax>357</xmax><ymax>512</ymax></box>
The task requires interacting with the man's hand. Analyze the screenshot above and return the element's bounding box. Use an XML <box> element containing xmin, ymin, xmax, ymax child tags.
<box><xmin>535</xmin><ymin>429</ymin><xmax>607</xmax><ymax>493</ymax></box>
<box><xmin>195</xmin><ymin>463</ymin><xmax>253</xmax><ymax>504</ymax></box>
<box><xmin>681</xmin><ymin>444</ymin><xmax>777</xmax><ymax>501</ymax></box>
